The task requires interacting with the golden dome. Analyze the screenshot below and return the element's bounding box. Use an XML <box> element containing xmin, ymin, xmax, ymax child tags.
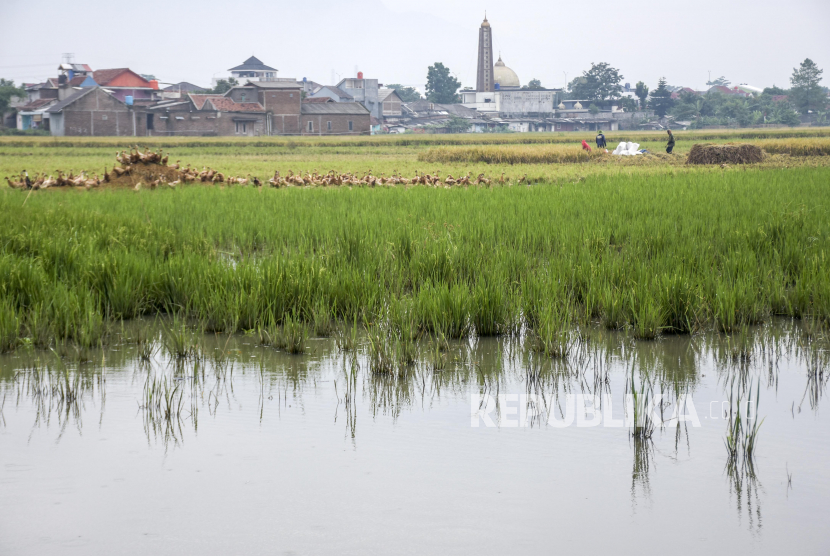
<box><xmin>481</xmin><ymin>17</ymin><xmax>490</xmax><ymax>27</ymax></box>
<box><xmin>494</xmin><ymin>56</ymin><xmax>520</xmax><ymax>88</ymax></box>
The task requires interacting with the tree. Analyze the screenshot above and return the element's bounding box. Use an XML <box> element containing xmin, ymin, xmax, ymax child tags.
<box><xmin>569</xmin><ymin>62</ymin><xmax>623</xmax><ymax>100</ymax></box>
<box><xmin>649</xmin><ymin>77</ymin><xmax>675</xmax><ymax>117</ymax></box>
<box><xmin>445</xmin><ymin>114</ymin><xmax>471</xmax><ymax>133</ymax></box>
<box><xmin>0</xmin><ymin>79</ymin><xmax>25</xmax><ymax>118</ymax></box>
<box><xmin>588</xmin><ymin>103</ymin><xmax>600</xmax><ymax>115</ymax></box>
<box><xmin>634</xmin><ymin>81</ymin><xmax>649</xmax><ymax>109</ymax></box>
<box><xmin>706</xmin><ymin>76</ymin><xmax>730</xmax><ymax>87</ymax></box>
<box><xmin>762</xmin><ymin>85</ymin><xmax>788</xmax><ymax>96</ymax></box>
<box><xmin>426</xmin><ymin>63</ymin><xmax>461</xmax><ymax>104</ymax></box>
<box><xmin>385</xmin><ymin>83</ymin><xmax>421</xmax><ymax>102</ymax></box>
<box><xmin>208</xmin><ymin>78</ymin><xmax>238</xmax><ymax>95</ymax></box>
<box><xmin>618</xmin><ymin>97</ymin><xmax>638</xmax><ymax>112</ymax></box>
<box><xmin>521</xmin><ymin>78</ymin><xmax>544</xmax><ymax>91</ymax></box>
<box><xmin>790</xmin><ymin>58</ymin><xmax>825</xmax><ymax>114</ymax></box>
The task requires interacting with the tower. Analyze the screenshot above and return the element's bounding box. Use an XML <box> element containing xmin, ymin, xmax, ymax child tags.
<box><xmin>476</xmin><ymin>15</ymin><xmax>494</xmax><ymax>92</ymax></box>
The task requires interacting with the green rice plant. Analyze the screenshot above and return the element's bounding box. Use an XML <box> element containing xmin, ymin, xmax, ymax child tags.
<box><xmin>471</xmin><ymin>277</ymin><xmax>513</xmax><ymax>336</ymax></box>
<box><xmin>335</xmin><ymin>313</ymin><xmax>360</xmax><ymax>352</ymax></box>
<box><xmin>1</xmin><ymin>149</ymin><xmax>830</xmax><ymax>355</ymax></box>
<box><xmin>528</xmin><ymin>301</ymin><xmax>572</xmax><ymax>358</ymax></box>
<box><xmin>310</xmin><ymin>297</ymin><xmax>335</xmax><ymax>337</ymax></box>
<box><xmin>629</xmin><ymin>373</ymin><xmax>655</xmax><ymax>440</ymax></box>
<box><xmin>162</xmin><ymin>314</ymin><xmax>198</xmax><ymax>359</ymax></box>
<box><xmin>724</xmin><ymin>377</ymin><xmax>764</xmax><ymax>466</ymax></box>
<box><xmin>0</xmin><ymin>297</ymin><xmax>20</xmax><ymax>353</ymax></box>
<box><xmin>659</xmin><ymin>273</ymin><xmax>696</xmax><ymax>334</ymax></box>
<box><xmin>631</xmin><ymin>288</ymin><xmax>666</xmax><ymax>341</ymax></box>
<box><xmin>278</xmin><ymin>312</ymin><xmax>309</xmax><ymax>354</ymax></box>
<box><xmin>418</xmin><ymin>282</ymin><xmax>471</xmax><ymax>340</ymax></box>
<box><xmin>601</xmin><ymin>284</ymin><xmax>629</xmax><ymax>330</ymax></box>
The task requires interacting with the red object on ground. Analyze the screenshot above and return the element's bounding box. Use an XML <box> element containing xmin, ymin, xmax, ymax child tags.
<box><xmin>582</xmin><ymin>140</ymin><xmax>592</xmax><ymax>151</ymax></box>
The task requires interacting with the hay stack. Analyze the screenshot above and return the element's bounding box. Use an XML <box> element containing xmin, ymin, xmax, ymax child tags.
<box><xmin>686</xmin><ymin>144</ymin><xmax>764</xmax><ymax>165</ymax></box>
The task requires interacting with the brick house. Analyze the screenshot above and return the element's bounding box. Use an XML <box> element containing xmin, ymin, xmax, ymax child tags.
<box><xmin>93</xmin><ymin>68</ymin><xmax>159</xmax><ymax>102</ymax></box>
<box><xmin>44</xmin><ymin>80</ymin><xmax>371</xmax><ymax>136</ymax></box>
<box><xmin>300</xmin><ymin>102</ymin><xmax>371</xmax><ymax>135</ymax></box>
<box><xmin>46</xmin><ymin>87</ymin><xmax>148</xmax><ymax>136</ymax></box>
<box><xmin>146</xmin><ymin>93</ymin><xmax>265</xmax><ymax>136</ymax></box>
<box><xmin>147</xmin><ymin>80</ymin><xmax>370</xmax><ymax>136</ymax></box>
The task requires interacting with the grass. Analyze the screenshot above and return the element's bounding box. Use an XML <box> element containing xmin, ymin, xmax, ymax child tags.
<box><xmin>0</xmin><ymin>134</ymin><xmax>829</xmax><ymax>353</ymax></box>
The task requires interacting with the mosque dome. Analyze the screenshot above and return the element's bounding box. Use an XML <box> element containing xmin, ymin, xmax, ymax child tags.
<box><xmin>574</xmin><ymin>101</ymin><xmax>583</xmax><ymax>109</ymax></box>
<box><xmin>481</xmin><ymin>17</ymin><xmax>490</xmax><ymax>28</ymax></box>
<box><xmin>558</xmin><ymin>102</ymin><xmax>565</xmax><ymax>110</ymax></box>
<box><xmin>494</xmin><ymin>56</ymin><xmax>520</xmax><ymax>88</ymax></box>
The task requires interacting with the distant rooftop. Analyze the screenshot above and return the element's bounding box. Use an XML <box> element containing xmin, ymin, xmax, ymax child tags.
<box><xmin>228</xmin><ymin>56</ymin><xmax>277</xmax><ymax>72</ymax></box>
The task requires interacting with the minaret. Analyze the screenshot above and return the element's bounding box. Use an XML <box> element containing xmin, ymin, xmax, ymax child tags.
<box><xmin>476</xmin><ymin>14</ymin><xmax>494</xmax><ymax>92</ymax></box>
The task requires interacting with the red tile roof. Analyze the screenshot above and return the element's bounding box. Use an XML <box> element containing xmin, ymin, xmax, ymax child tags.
<box><xmin>93</xmin><ymin>68</ymin><xmax>151</xmax><ymax>87</ymax></box>
<box><xmin>204</xmin><ymin>97</ymin><xmax>263</xmax><ymax>112</ymax></box>
<box><xmin>189</xmin><ymin>94</ymin><xmax>224</xmax><ymax>110</ymax></box>
<box><xmin>772</xmin><ymin>95</ymin><xmax>789</xmax><ymax>102</ymax></box>
<box><xmin>303</xmin><ymin>96</ymin><xmax>333</xmax><ymax>103</ymax></box>
<box><xmin>93</xmin><ymin>68</ymin><xmax>129</xmax><ymax>85</ymax></box>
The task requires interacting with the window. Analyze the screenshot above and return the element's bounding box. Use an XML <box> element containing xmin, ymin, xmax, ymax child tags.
<box><xmin>236</xmin><ymin>122</ymin><xmax>247</xmax><ymax>134</ymax></box>
<box><xmin>102</xmin><ymin>115</ymin><xmax>108</xmax><ymax>120</ymax></box>
<box><xmin>327</xmin><ymin>121</ymin><xmax>332</xmax><ymax>131</ymax></box>
<box><xmin>241</xmin><ymin>92</ymin><xmax>246</xmax><ymax>101</ymax></box>
<box><xmin>348</xmin><ymin>121</ymin><xmax>353</xmax><ymax>131</ymax></box>
<box><xmin>308</xmin><ymin>121</ymin><xmax>313</xmax><ymax>132</ymax></box>
<box><xmin>146</xmin><ymin>114</ymin><xmax>154</xmax><ymax>130</ymax></box>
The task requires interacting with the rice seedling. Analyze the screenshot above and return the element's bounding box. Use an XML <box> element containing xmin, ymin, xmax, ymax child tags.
<box><xmin>162</xmin><ymin>314</ymin><xmax>199</xmax><ymax>360</ymax></box>
<box><xmin>631</xmin><ymin>290</ymin><xmax>666</xmax><ymax>341</ymax></box>
<box><xmin>278</xmin><ymin>312</ymin><xmax>309</xmax><ymax>354</ymax></box>
<box><xmin>528</xmin><ymin>301</ymin><xmax>573</xmax><ymax>358</ymax></box>
<box><xmin>0</xmin><ymin>297</ymin><xmax>20</xmax><ymax>353</ymax></box>
<box><xmin>724</xmin><ymin>377</ymin><xmax>764</xmax><ymax>466</ymax></box>
<box><xmin>335</xmin><ymin>314</ymin><xmax>361</xmax><ymax>352</ymax></box>
<box><xmin>310</xmin><ymin>297</ymin><xmax>335</xmax><ymax>337</ymax></box>
<box><xmin>628</xmin><ymin>373</ymin><xmax>656</xmax><ymax>441</ymax></box>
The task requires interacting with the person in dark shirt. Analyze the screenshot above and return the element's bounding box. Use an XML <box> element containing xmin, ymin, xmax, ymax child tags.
<box><xmin>666</xmin><ymin>129</ymin><xmax>676</xmax><ymax>154</ymax></box>
<box><xmin>596</xmin><ymin>131</ymin><xmax>607</xmax><ymax>149</ymax></box>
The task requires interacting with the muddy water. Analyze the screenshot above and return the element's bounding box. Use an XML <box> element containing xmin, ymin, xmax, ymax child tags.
<box><xmin>0</xmin><ymin>322</ymin><xmax>828</xmax><ymax>555</ymax></box>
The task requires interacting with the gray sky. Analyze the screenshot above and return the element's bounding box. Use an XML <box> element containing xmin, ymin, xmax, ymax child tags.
<box><xmin>1</xmin><ymin>0</ymin><xmax>828</xmax><ymax>92</ymax></box>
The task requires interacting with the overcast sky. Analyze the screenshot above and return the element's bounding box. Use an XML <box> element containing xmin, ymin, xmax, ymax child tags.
<box><xmin>1</xmin><ymin>0</ymin><xmax>828</xmax><ymax>92</ymax></box>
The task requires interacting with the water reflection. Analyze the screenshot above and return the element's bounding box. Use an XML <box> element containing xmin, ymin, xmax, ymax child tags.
<box><xmin>0</xmin><ymin>318</ymin><xmax>827</xmax><ymax>520</ymax></box>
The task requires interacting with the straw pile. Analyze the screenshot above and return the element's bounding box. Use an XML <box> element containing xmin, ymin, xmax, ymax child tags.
<box><xmin>686</xmin><ymin>144</ymin><xmax>764</xmax><ymax>165</ymax></box>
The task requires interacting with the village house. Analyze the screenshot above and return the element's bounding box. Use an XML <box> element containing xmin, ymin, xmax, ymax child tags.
<box><xmin>229</xmin><ymin>56</ymin><xmax>278</xmax><ymax>82</ymax></box>
<box><xmin>144</xmin><ymin>80</ymin><xmax>370</xmax><ymax>137</ymax></box>
<box><xmin>335</xmin><ymin>74</ymin><xmax>382</xmax><ymax>119</ymax></box>
<box><xmin>46</xmin><ymin>87</ymin><xmax>149</xmax><ymax>136</ymax></box>
<box><xmin>310</xmin><ymin>86</ymin><xmax>354</xmax><ymax>103</ymax></box>
<box><xmin>92</xmin><ymin>68</ymin><xmax>160</xmax><ymax>102</ymax></box>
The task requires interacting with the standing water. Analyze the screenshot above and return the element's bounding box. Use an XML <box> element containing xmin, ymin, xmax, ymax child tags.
<box><xmin>0</xmin><ymin>320</ymin><xmax>828</xmax><ymax>555</ymax></box>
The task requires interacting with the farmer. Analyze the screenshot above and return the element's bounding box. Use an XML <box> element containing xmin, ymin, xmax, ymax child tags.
<box><xmin>596</xmin><ymin>130</ymin><xmax>607</xmax><ymax>149</ymax></box>
<box><xmin>666</xmin><ymin>129</ymin><xmax>676</xmax><ymax>154</ymax></box>
<box><xmin>581</xmin><ymin>139</ymin><xmax>592</xmax><ymax>152</ymax></box>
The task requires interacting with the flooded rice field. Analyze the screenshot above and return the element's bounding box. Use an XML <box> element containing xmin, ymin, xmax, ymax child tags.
<box><xmin>1</xmin><ymin>320</ymin><xmax>828</xmax><ymax>555</ymax></box>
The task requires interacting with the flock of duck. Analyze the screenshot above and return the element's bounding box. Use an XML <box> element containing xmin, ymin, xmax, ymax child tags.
<box><xmin>6</xmin><ymin>146</ymin><xmax>529</xmax><ymax>191</ymax></box>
